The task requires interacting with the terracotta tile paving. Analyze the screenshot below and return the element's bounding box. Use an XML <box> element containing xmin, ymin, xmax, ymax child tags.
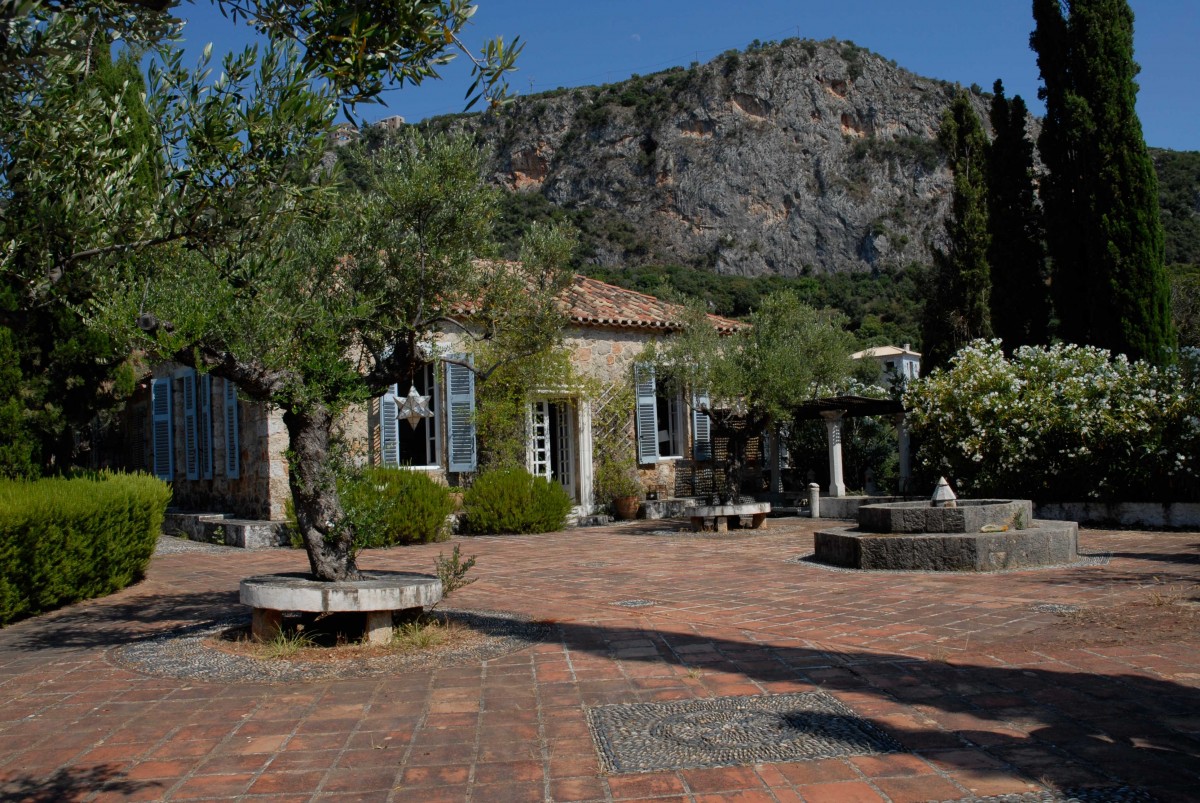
<box><xmin>1</xmin><ymin>519</ymin><xmax>1199</xmax><ymax>801</ymax></box>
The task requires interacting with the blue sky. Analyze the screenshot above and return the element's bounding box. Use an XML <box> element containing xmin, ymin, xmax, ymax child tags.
<box><xmin>176</xmin><ymin>0</ymin><xmax>1199</xmax><ymax>151</ymax></box>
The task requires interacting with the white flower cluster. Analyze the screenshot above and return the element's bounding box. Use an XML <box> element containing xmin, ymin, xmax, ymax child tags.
<box><xmin>903</xmin><ymin>341</ymin><xmax>1200</xmax><ymax>501</ymax></box>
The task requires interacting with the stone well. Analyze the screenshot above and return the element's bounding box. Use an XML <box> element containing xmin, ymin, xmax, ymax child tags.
<box><xmin>814</xmin><ymin>499</ymin><xmax>1079</xmax><ymax>572</ymax></box>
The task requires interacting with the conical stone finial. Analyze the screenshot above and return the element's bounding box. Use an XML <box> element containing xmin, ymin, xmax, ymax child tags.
<box><xmin>931</xmin><ymin>476</ymin><xmax>957</xmax><ymax>508</ymax></box>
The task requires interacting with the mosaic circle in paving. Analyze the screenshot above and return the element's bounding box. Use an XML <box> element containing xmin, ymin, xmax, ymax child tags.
<box><xmin>108</xmin><ymin>608</ymin><xmax>550</xmax><ymax>683</ymax></box>
<box><xmin>586</xmin><ymin>691</ymin><xmax>902</xmax><ymax>773</ymax></box>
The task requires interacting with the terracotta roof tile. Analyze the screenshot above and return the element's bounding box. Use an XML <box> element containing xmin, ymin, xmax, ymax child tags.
<box><xmin>453</xmin><ymin>264</ymin><xmax>742</xmax><ymax>334</ymax></box>
<box><xmin>563</xmin><ymin>275</ymin><xmax>742</xmax><ymax>334</ymax></box>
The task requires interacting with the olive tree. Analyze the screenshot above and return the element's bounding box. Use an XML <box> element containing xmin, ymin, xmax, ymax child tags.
<box><xmin>2</xmin><ymin>0</ymin><xmax>568</xmax><ymax>580</ymax></box>
<box><xmin>653</xmin><ymin>293</ymin><xmax>853</xmax><ymax>501</ymax></box>
<box><xmin>1</xmin><ymin>0</ymin><xmax>522</xmax><ymax>472</ymax></box>
<box><xmin>92</xmin><ymin>132</ymin><xmax>573</xmax><ymax>580</ymax></box>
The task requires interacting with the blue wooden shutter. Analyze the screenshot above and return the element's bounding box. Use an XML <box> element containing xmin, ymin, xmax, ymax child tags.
<box><xmin>634</xmin><ymin>364</ymin><xmax>658</xmax><ymax>464</ymax></box>
<box><xmin>445</xmin><ymin>357</ymin><xmax>477</xmax><ymax>472</ymax></box>
<box><xmin>692</xmin><ymin>390</ymin><xmax>712</xmax><ymax>461</ymax></box>
<box><xmin>182</xmin><ymin>371</ymin><xmax>199</xmax><ymax>480</ymax></box>
<box><xmin>380</xmin><ymin>384</ymin><xmax>400</xmax><ymax>466</ymax></box>
<box><xmin>223</xmin><ymin>378</ymin><xmax>240</xmax><ymax>479</ymax></box>
<box><xmin>151</xmin><ymin>377</ymin><xmax>173</xmax><ymax>480</ymax></box>
<box><xmin>199</xmin><ymin>374</ymin><xmax>213</xmax><ymax>479</ymax></box>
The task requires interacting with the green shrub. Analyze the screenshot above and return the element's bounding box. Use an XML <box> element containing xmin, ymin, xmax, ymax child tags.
<box><xmin>0</xmin><ymin>472</ymin><xmax>171</xmax><ymax>625</ymax></box>
<box><xmin>462</xmin><ymin>468</ymin><xmax>573</xmax><ymax>534</ymax></box>
<box><xmin>342</xmin><ymin>468</ymin><xmax>454</xmax><ymax>548</ymax></box>
<box><xmin>593</xmin><ymin>454</ymin><xmax>643</xmax><ymax>507</ymax></box>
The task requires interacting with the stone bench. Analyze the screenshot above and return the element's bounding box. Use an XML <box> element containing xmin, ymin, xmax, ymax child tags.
<box><xmin>239</xmin><ymin>571</ymin><xmax>442</xmax><ymax>644</ymax></box>
<box><xmin>690</xmin><ymin>502</ymin><xmax>771</xmax><ymax>533</ymax></box>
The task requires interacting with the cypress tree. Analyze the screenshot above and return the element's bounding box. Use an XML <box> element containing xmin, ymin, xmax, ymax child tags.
<box><xmin>987</xmin><ymin>80</ymin><xmax>1049</xmax><ymax>350</ymax></box>
<box><xmin>921</xmin><ymin>90</ymin><xmax>992</xmax><ymax>369</ymax></box>
<box><xmin>1031</xmin><ymin>0</ymin><xmax>1175</xmax><ymax>363</ymax></box>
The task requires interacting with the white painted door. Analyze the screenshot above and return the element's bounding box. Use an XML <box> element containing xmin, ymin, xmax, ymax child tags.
<box><xmin>530</xmin><ymin>400</ymin><xmax>550</xmax><ymax>480</ymax></box>
<box><xmin>529</xmin><ymin>400</ymin><xmax>578</xmax><ymax>502</ymax></box>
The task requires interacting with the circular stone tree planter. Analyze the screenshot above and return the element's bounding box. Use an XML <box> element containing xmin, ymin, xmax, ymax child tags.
<box><xmin>814</xmin><ymin>499</ymin><xmax>1080</xmax><ymax>572</ymax></box>
<box><xmin>239</xmin><ymin>571</ymin><xmax>442</xmax><ymax>645</ymax></box>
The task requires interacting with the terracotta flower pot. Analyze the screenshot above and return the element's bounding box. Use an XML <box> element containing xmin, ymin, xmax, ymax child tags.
<box><xmin>612</xmin><ymin>496</ymin><xmax>640</xmax><ymax>520</ymax></box>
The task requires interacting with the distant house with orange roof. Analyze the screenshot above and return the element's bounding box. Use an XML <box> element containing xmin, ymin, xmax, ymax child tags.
<box><xmin>119</xmin><ymin>275</ymin><xmax>741</xmax><ymax>535</ymax></box>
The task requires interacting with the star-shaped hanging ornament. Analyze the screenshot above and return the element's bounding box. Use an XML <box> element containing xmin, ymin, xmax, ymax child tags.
<box><xmin>396</xmin><ymin>385</ymin><xmax>432</xmax><ymax>429</ymax></box>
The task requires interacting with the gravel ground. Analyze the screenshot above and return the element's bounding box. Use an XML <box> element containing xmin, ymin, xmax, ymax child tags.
<box><xmin>107</xmin><ymin>608</ymin><xmax>551</xmax><ymax>683</ymax></box>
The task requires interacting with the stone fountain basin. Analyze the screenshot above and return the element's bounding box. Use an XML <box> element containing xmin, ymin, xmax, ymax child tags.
<box><xmin>813</xmin><ymin>520</ymin><xmax>1079</xmax><ymax>572</ymax></box>
<box><xmin>858</xmin><ymin>499</ymin><xmax>1032</xmax><ymax>534</ymax></box>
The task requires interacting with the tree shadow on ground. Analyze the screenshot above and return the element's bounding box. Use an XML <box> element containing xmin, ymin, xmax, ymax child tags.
<box><xmin>0</xmin><ymin>589</ymin><xmax>242</xmax><ymax>652</ymax></box>
<box><xmin>0</xmin><ymin>764</ymin><xmax>159</xmax><ymax>802</ymax></box>
<box><xmin>1105</xmin><ymin>547</ymin><xmax>1200</xmax><ymax>568</ymax></box>
<box><xmin>506</xmin><ymin>612</ymin><xmax>1200</xmax><ymax>801</ymax></box>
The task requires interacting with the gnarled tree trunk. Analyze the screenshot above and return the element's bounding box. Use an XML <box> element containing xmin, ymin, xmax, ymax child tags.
<box><xmin>283</xmin><ymin>405</ymin><xmax>360</xmax><ymax>581</ymax></box>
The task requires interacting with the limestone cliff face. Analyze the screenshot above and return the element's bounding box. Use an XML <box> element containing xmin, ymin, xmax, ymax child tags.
<box><xmin>424</xmin><ymin>39</ymin><xmax>991</xmax><ymax>277</ymax></box>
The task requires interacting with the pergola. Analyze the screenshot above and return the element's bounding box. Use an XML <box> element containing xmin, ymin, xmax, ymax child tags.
<box><xmin>774</xmin><ymin>394</ymin><xmax>910</xmax><ymax>497</ymax></box>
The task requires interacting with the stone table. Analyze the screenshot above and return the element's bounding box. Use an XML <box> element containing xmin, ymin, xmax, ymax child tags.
<box><xmin>690</xmin><ymin>502</ymin><xmax>771</xmax><ymax>533</ymax></box>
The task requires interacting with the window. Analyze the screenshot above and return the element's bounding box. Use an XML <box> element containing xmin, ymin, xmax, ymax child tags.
<box><xmin>656</xmin><ymin>389</ymin><xmax>685</xmax><ymax>458</ymax></box>
<box><xmin>381</xmin><ymin>363</ymin><xmax>440</xmax><ymax>469</ymax></box>
<box><xmin>182</xmin><ymin>371</ymin><xmax>215</xmax><ymax>481</ymax></box>
<box><xmin>634</xmin><ymin>364</ymin><xmax>711</xmax><ymax>463</ymax></box>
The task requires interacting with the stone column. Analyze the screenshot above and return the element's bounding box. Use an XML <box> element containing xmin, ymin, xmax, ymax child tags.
<box><xmin>821</xmin><ymin>411</ymin><xmax>846</xmax><ymax>498</ymax></box>
<box><xmin>895</xmin><ymin>413</ymin><xmax>911</xmax><ymax>495</ymax></box>
<box><xmin>769</xmin><ymin>428</ymin><xmax>783</xmax><ymax>495</ymax></box>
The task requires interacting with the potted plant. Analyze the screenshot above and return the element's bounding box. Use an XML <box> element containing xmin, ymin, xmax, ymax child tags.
<box><xmin>595</xmin><ymin>453</ymin><xmax>644</xmax><ymax>520</ymax></box>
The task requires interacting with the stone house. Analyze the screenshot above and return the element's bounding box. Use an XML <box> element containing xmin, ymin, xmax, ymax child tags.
<box><xmin>120</xmin><ymin>276</ymin><xmax>740</xmax><ymax>523</ymax></box>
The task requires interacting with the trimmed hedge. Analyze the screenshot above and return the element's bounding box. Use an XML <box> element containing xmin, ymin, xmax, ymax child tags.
<box><xmin>0</xmin><ymin>472</ymin><xmax>171</xmax><ymax>625</ymax></box>
<box><xmin>463</xmin><ymin>468</ymin><xmax>573</xmax><ymax>534</ymax></box>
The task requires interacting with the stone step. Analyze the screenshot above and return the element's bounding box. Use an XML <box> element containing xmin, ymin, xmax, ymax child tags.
<box><xmin>164</xmin><ymin>510</ymin><xmax>290</xmax><ymax>550</ymax></box>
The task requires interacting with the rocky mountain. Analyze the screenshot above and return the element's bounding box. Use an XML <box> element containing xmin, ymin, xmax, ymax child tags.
<box><xmin>421</xmin><ymin>38</ymin><xmax>986</xmax><ymax>278</ymax></box>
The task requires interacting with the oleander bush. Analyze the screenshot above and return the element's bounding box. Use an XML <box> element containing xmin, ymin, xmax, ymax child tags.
<box><xmin>0</xmin><ymin>472</ymin><xmax>171</xmax><ymax>625</ymax></box>
<box><xmin>904</xmin><ymin>340</ymin><xmax>1200</xmax><ymax>502</ymax></box>
<box><xmin>462</xmin><ymin>467</ymin><xmax>573</xmax><ymax>534</ymax></box>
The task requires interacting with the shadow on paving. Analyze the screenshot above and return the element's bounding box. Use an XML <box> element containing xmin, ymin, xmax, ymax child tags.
<box><xmin>0</xmin><ymin>764</ymin><xmax>160</xmax><ymax>802</ymax></box>
<box><xmin>534</xmin><ymin>614</ymin><xmax>1200</xmax><ymax>799</ymax></box>
<box><xmin>1105</xmin><ymin>547</ymin><xmax>1200</xmax><ymax>568</ymax></box>
<box><xmin>0</xmin><ymin>589</ymin><xmax>241</xmax><ymax>652</ymax></box>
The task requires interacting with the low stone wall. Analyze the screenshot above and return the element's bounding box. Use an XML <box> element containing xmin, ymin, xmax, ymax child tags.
<box><xmin>814</xmin><ymin>520</ymin><xmax>1079</xmax><ymax>572</ymax></box>
<box><xmin>1035</xmin><ymin>501</ymin><xmax>1200</xmax><ymax>529</ymax></box>
<box><xmin>859</xmin><ymin>500</ymin><xmax>1031</xmax><ymax>534</ymax></box>
<box><xmin>816</xmin><ymin>496</ymin><xmax>908</xmax><ymax>520</ymax></box>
